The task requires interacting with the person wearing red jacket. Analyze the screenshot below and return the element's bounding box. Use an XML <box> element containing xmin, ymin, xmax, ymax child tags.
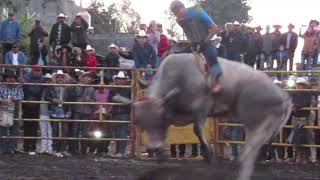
<box><xmin>84</xmin><ymin>45</ymin><xmax>97</xmax><ymax>72</ymax></box>
<box><xmin>156</xmin><ymin>24</ymin><xmax>168</xmax><ymax>66</ymax></box>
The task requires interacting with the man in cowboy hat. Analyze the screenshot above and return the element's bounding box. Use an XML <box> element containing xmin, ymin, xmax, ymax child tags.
<box><xmin>47</xmin><ymin>70</ymin><xmax>72</xmax><ymax>157</ymax></box>
<box><xmin>28</xmin><ymin>19</ymin><xmax>49</xmax><ymax>61</ymax></box>
<box><xmin>0</xmin><ymin>12</ymin><xmax>21</xmax><ymax>61</ymax></box>
<box><xmin>103</xmin><ymin>43</ymin><xmax>120</xmax><ymax>81</ymax></box>
<box><xmin>49</xmin><ymin>13</ymin><xmax>71</xmax><ymax>52</ymax></box>
<box><xmin>108</xmin><ymin>71</ymin><xmax>131</xmax><ymax>157</ymax></box>
<box><xmin>170</xmin><ymin>0</ymin><xmax>222</xmax><ymax>93</ymax></box>
<box><xmin>281</xmin><ymin>23</ymin><xmax>298</xmax><ymax>71</ymax></box>
<box><xmin>272</xmin><ymin>24</ymin><xmax>283</xmax><ymax>53</ymax></box>
<box><xmin>0</xmin><ymin>69</ymin><xmax>24</xmax><ymax>154</ymax></box>
<box><xmin>132</xmin><ymin>30</ymin><xmax>157</xmax><ymax>68</ymax></box>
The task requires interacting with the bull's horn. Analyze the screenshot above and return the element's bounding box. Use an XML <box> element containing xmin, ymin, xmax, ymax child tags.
<box><xmin>160</xmin><ymin>87</ymin><xmax>180</xmax><ymax>105</ymax></box>
<box><xmin>112</xmin><ymin>94</ymin><xmax>132</xmax><ymax>104</ymax></box>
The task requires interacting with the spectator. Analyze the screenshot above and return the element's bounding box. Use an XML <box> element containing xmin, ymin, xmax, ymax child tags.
<box><xmin>309</xmin><ymin>20</ymin><xmax>320</xmax><ymax>65</ymax></box>
<box><xmin>109</xmin><ymin>71</ymin><xmax>131</xmax><ymax>157</ymax></box>
<box><xmin>220</xmin><ymin>23</ymin><xmax>233</xmax><ymax>58</ymax></box>
<box><xmin>71</xmin><ymin>13</ymin><xmax>89</xmax><ymax>50</ymax></box>
<box><xmin>139</xmin><ymin>23</ymin><xmax>147</xmax><ymax>31</ymax></box>
<box><xmin>29</xmin><ymin>38</ymin><xmax>49</xmax><ymax>66</ymax></box>
<box><xmin>132</xmin><ymin>30</ymin><xmax>157</xmax><ymax>68</ymax></box>
<box><xmin>156</xmin><ymin>23</ymin><xmax>168</xmax><ymax>66</ymax></box>
<box><xmin>28</xmin><ymin>19</ymin><xmax>49</xmax><ymax>59</ymax></box>
<box><xmin>259</xmin><ymin>25</ymin><xmax>273</xmax><ymax>69</ymax></box>
<box><xmin>84</xmin><ymin>45</ymin><xmax>97</xmax><ymax>71</ymax></box>
<box><xmin>226</xmin><ymin>22</ymin><xmax>246</xmax><ymax>62</ymax></box>
<box><xmin>254</xmin><ymin>26</ymin><xmax>263</xmax><ymax>68</ymax></box>
<box><xmin>71</xmin><ymin>72</ymin><xmax>95</xmax><ymax>154</ymax></box>
<box><xmin>87</xmin><ymin>86</ymin><xmax>112</xmax><ymax>155</ymax></box>
<box><xmin>70</xmin><ymin>47</ymin><xmax>85</xmax><ymax>67</ymax></box>
<box><xmin>54</xmin><ymin>45</ymin><xmax>72</xmax><ymax>66</ymax></box>
<box><xmin>271</xmin><ymin>25</ymin><xmax>283</xmax><ymax>54</ymax></box>
<box><xmin>0</xmin><ymin>70</ymin><xmax>23</xmax><ymax>154</ymax></box>
<box><xmin>287</xmin><ymin>77</ymin><xmax>313</xmax><ymax>164</ymax></box>
<box><xmin>282</xmin><ymin>23</ymin><xmax>298</xmax><ymax>71</ymax></box>
<box><xmin>49</xmin><ymin>13</ymin><xmax>71</xmax><ymax>51</ymax></box>
<box><xmin>4</xmin><ymin>44</ymin><xmax>26</xmax><ymax>65</ymax></box>
<box><xmin>22</xmin><ymin>65</ymin><xmax>44</xmax><ymax>155</ymax></box>
<box><xmin>47</xmin><ymin>70</ymin><xmax>72</xmax><ymax>157</ymax></box>
<box><xmin>273</xmin><ymin>44</ymin><xmax>289</xmax><ymax>80</ymax></box>
<box><xmin>0</xmin><ymin>12</ymin><xmax>21</xmax><ymax>61</ymax></box>
<box><xmin>103</xmin><ymin>43</ymin><xmax>120</xmax><ymax>81</ymax></box>
<box><xmin>39</xmin><ymin>73</ymin><xmax>53</xmax><ymax>154</ymax></box>
<box><xmin>147</xmin><ymin>21</ymin><xmax>161</xmax><ymax>55</ymax></box>
<box><xmin>299</xmin><ymin>26</ymin><xmax>318</xmax><ymax>70</ymax></box>
<box><xmin>244</xmin><ymin>26</ymin><xmax>259</xmax><ymax>67</ymax></box>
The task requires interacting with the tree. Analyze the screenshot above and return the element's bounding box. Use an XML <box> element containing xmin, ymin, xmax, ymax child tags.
<box><xmin>118</xmin><ymin>0</ymin><xmax>141</xmax><ymax>33</ymax></box>
<box><xmin>164</xmin><ymin>10</ymin><xmax>182</xmax><ymax>39</ymax></box>
<box><xmin>192</xmin><ymin>0</ymin><xmax>251</xmax><ymax>25</ymax></box>
<box><xmin>87</xmin><ymin>0</ymin><xmax>141</xmax><ymax>34</ymax></box>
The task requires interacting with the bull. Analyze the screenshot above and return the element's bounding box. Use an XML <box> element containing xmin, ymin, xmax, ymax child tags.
<box><xmin>114</xmin><ymin>53</ymin><xmax>292</xmax><ymax>180</ymax></box>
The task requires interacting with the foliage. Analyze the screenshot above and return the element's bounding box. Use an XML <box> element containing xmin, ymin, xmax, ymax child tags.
<box><xmin>164</xmin><ymin>10</ymin><xmax>182</xmax><ymax>39</ymax></box>
<box><xmin>192</xmin><ymin>0</ymin><xmax>251</xmax><ymax>25</ymax></box>
<box><xmin>87</xmin><ymin>0</ymin><xmax>141</xmax><ymax>34</ymax></box>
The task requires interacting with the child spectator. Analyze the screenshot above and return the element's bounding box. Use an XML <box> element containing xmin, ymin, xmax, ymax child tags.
<box><xmin>273</xmin><ymin>44</ymin><xmax>289</xmax><ymax>80</ymax></box>
<box><xmin>0</xmin><ymin>70</ymin><xmax>23</xmax><ymax>154</ymax></box>
<box><xmin>39</xmin><ymin>73</ymin><xmax>53</xmax><ymax>154</ymax></box>
<box><xmin>84</xmin><ymin>45</ymin><xmax>97</xmax><ymax>72</ymax></box>
<box><xmin>87</xmin><ymin>86</ymin><xmax>112</xmax><ymax>155</ymax></box>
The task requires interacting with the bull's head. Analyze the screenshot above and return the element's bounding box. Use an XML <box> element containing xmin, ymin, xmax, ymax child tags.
<box><xmin>113</xmin><ymin>88</ymin><xmax>180</xmax><ymax>149</ymax></box>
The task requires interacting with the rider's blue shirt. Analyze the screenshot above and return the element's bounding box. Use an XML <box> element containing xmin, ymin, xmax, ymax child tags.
<box><xmin>184</xmin><ymin>7</ymin><xmax>214</xmax><ymax>27</ymax></box>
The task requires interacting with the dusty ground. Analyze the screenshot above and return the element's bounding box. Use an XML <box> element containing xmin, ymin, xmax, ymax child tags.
<box><xmin>0</xmin><ymin>154</ymin><xmax>319</xmax><ymax>180</ymax></box>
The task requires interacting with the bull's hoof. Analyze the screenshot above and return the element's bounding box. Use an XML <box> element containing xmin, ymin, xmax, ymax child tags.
<box><xmin>201</xmin><ymin>146</ymin><xmax>213</xmax><ymax>164</ymax></box>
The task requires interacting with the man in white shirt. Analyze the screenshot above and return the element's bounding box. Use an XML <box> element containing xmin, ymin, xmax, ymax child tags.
<box><xmin>4</xmin><ymin>44</ymin><xmax>26</xmax><ymax>65</ymax></box>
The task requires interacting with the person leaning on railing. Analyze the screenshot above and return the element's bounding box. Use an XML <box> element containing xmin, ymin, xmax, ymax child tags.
<box><xmin>0</xmin><ymin>69</ymin><xmax>23</xmax><ymax>154</ymax></box>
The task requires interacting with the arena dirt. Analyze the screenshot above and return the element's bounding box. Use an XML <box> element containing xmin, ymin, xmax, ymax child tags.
<box><xmin>0</xmin><ymin>155</ymin><xmax>319</xmax><ymax>180</ymax></box>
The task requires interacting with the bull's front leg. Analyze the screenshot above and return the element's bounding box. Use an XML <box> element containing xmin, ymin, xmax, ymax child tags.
<box><xmin>193</xmin><ymin>119</ymin><xmax>212</xmax><ymax>163</ymax></box>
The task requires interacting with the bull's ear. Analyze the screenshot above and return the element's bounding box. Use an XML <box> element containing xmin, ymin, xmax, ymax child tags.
<box><xmin>160</xmin><ymin>87</ymin><xmax>180</xmax><ymax>105</ymax></box>
<box><xmin>112</xmin><ymin>94</ymin><xmax>132</xmax><ymax>105</ymax></box>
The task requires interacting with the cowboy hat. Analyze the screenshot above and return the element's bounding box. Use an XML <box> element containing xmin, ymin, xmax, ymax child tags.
<box><xmin>57</xmin><ymin>13</ymin><xmax>66</xmax><ymax>18</ymax></box>
<box><xmin>255</xmin><ymin>25</ymin><xmax>263</xmax><ymax>30</ymax></box>
<box><xmin>2</xmin><ymin>69</ymin><xmax>17</xmax><ymax>79</ymax></box>
<box><xmin>86</xmin><ymin>45</ymin><xmax>94</xmax><ymax>51</ymax></box>
<box><xmin>108</xmin><ymin>43</ymin><xmax>118</xmax><ymax>49</ymax></box>
<box><xmin>296</xmin><ymin>77</ymin><xmax>309</xmax><ymax>85</ymax></box>
<box><xmin>288</xmin><ymin>23</ymin><xmax>295</xmax><ymax>28</ymax></box>
<box><xmin>136</xmin><ymin>30</ymin><xmax>148</xmax><ymax>38</ymax></box>
<box><xmin>72</xmin><ymin>47</ymin><xmax>82</xmax><ymax>54</ymax></box>
<box><xmin>233</xmin><ymin>21</ymin><xmax>240</xmax><ymax>26</ymax></box>
<box><xmin>44</xmin><ymin>73</ymin><xmax>52</xmax><ymax>79</ymax></box>
<box><xmin>273</xmin><ymin>24</ymin><xmax>282</xmax><ymax>28</ymax></box>
<box><xmin>112</xmin><ymin>71</ymin><xmax>128</xmax><ymax>80</ymax></box>
<box><xmin>52</xmin><ymin>70</ymin><xmax>68</xmax><ymax>80</ymax></box>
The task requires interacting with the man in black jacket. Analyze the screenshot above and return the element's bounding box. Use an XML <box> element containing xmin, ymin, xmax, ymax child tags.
<box><xmin>71</xmin><ymin>14</ymin><xmax>89</xmax><ymax>50</ymax></box>
<box><xmin>49</xmin><ymin>13</ymin><xmax>71</xmax><ymax>52</ymax></box>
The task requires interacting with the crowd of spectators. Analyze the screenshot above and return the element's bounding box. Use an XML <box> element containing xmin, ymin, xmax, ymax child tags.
<box><xmin>0</xmin><ymin>10</ymin><xmax>319</xmax><ymax>163</ymax></box>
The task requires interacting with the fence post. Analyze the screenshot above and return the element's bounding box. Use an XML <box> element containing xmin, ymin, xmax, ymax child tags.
<box><xmin>129</xmin><ymin>69</ymin><xmax>137</xmax><ymax>159</ymax></box>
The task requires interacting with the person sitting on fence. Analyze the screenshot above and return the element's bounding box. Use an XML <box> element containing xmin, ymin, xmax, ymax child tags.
<box><xmin>0</xmin><ymin>70</ymin><xmax>23</xmax><ymax>154</ymax></box>
<box><xmin>299</xmin><ymin>25</ymin><xmax>318</xmax><ymax>70</ymax></box>
<box><xmin>4</xmin><ymin>44</ymin><xmax>26</xmax><ymax>66</ymax></box>
<box><xmin>109</xmin><ymin>71</ymin><xmax>131</xmax><ymax>158</ymax></box>
<box><xmin>103</xmin><ymin>43</ymin><xmax>120</xmax><ymax>82</ymax></box>
<box><xmin>47</xmin><ymin>70</ymin><xmax>73</xmax><ymax>157</ymax></box>
<box><xmin>86</xmin><ymin>85</ymin><xmax>112</xmax><ymax>155</ymax></box>
<box><xmin>71</xmin><ymin>71</ymin><xmax>96</xmax><ymax>155</ymax></box>
<box><xmin>39</xmin><ymin>73</ymin><xmax>53</xmax><ymax>154</ymax></box>
<box><xmin>286</xmin><ymin>77</ymin><xmax>313</xmax><ymax>164</ymax></box>
<box><xmin>54</xmin><ymin>45</ymin><xmax>72</xmax><ymax>67</ymax></box>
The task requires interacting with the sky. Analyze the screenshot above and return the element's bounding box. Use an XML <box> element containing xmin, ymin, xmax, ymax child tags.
<box><xmin>75</xmin><ymin>0</ymin><xmax>320</xmax><ymax>31</ymax></box>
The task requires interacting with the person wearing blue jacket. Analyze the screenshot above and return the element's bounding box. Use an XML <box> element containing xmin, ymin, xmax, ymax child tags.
<box><xmin>4</xmin><ymin>44</ymin><xmax>26</xmax><ymax>65</ymax></box>
<box><xmin>1</xmin><ymin>12</ymin><xmax>21</xmax><ymax>61</ymax></box>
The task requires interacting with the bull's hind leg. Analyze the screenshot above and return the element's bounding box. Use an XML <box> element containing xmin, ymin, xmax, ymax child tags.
<box><xmin>237</xmin><ymin>109</ymin><xmax>289</xmax><ymax>180</ymax></box>
<box><xmin>193</xmin><ymin>116</ymin><xmax>212</xmax><ymax>163</ymax></box>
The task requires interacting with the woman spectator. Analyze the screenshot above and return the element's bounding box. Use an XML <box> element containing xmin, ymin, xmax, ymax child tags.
<box><xmin>84</xmin><ymin>45</ymin><xmax>97</xmax><ymax>72</ymax></box>
<box><xmin>30</xmin><ymin>38</ymin><xmax>49</xmax><ymax>66</ymax></box>
<box><xmin>54</xmin><ymin>45</ymin><xmax>72</xmax><ymax>67</ymax></box>
<box><xmin>71</xmin><ymin>13</ymin><xmax>89</xmax><ymax>50</ymax></box>
<box><xmin>299</xmin><ymin>25</ymin><xmax>318</xmax><ymax>70</ymax></box>
<box><xmin>0</xmin><ymin>70</ymin><xmax>23</xmax><ymax>154</ymax></box>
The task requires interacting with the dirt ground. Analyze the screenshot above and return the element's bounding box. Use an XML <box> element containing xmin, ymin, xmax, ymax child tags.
<box><xmin>0</xmin><ymin>154</ymin><xmax>319</xmax><ymax>180</ymax></box>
